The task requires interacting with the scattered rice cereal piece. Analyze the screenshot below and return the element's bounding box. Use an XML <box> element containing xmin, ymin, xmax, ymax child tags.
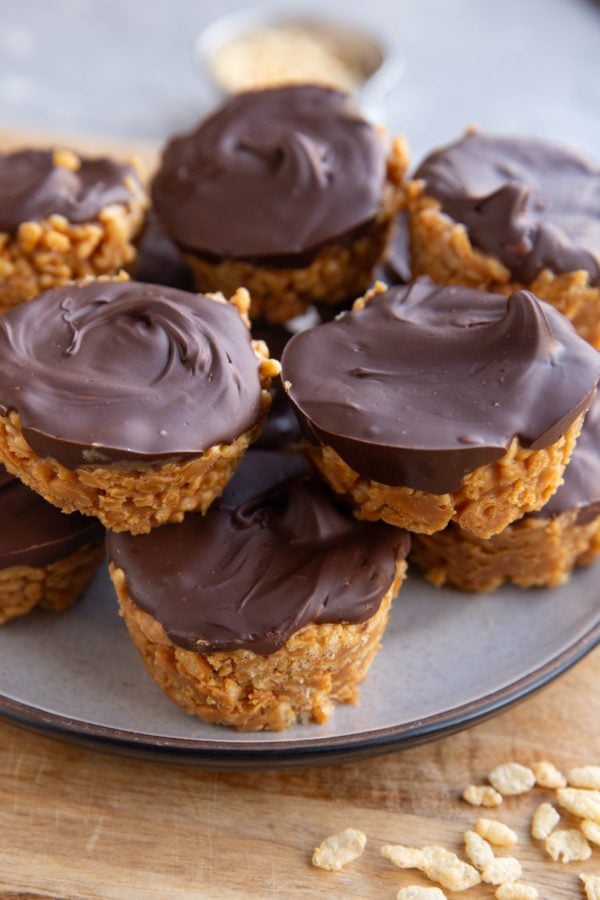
<box><xmin>530</xmin><ymin>760</ymin><xmax>566</xmax><ymax>789</ymax></box>
<box><xmin>581</xmin><ymin>819</ymin><xmax>600</xmax><ymax>845</ymax></box>
<box><xmin>420</xmin><ymin>846</ymin><xmax>481</xmax><ymax>892</ymax></box>
<box><xmin>311</xmin><ymin>828</ymin><xmax>367</xmax><ymax>871</ymax></box>
<box><xmin>381</xmin><ymin>845</ymin><xmax>425</xmax><ymax>869</ymax></box>
<box><xmin>464</xmin><ymin>830</ymin><xmax>495</xmax><ymax>869</ymax></box>
<box><xmin>544</xmin><ymin>829</ymin><xmax>591</xmax><ymax>863</ymax></box>
<box><xmin>580</xmin><ymin>874</ymin><xmax>600</xmax><ymax>900</ymax></box>
<box><xmin>531</xmin><ymin>802</ymin><xmax>560</xmax><ymax>840</ymax></box>
<box><xmin>488</xmin><ymin>763</ymin><xmax>536</xmax><ymax>796</ymax></box>
<box><xmin>481</xmin><ymin>856</ymin><xmax>522</xmax><ymax>885</ymax></box>
<box><xmin>397</xmin><ymin>889</ymin><xmax>448</xmax><ymax>900</ymax></box>
<box><xmin>463</xmin><ymin>785</ymin><xmax>503</xmax><ymax>807</ymax></box>
<box><xmin>475</xmin><ymin>818</ymin><xmax>518</xmax><ymax>847</ymax></box>
<box><xmin>495</xmin><ymin>884</ymin><xmax>539</xmax><ymax>900</ymax></box>
<box><xmin>556</xmin><ymin>787</ymin><xmax>600</xmax><ymax>823</ymax></box>
<box><xmin>568</xmin><ymin>766</ymin><xmax>600</xmax><ymax>790</ymax></box>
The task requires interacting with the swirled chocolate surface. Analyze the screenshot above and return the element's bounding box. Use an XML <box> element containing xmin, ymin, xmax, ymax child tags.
<box><xmin>414</xmin><ymin>131</ymin><xmax>600</xmax><ymax>285</ymax></box>
<box><xmin>0</xmin><ymin>465</ymin><xmax>103</xmax><ymax>568</ymax></box>
<box><xmin>281</xmin><ymin>279</ymin><xmax>599</xmax><ymax>493</ymax></box>
<box><xmin>0</xmin><ymin>280</ymin><xmax>263</xmax><ymax>468</ymax></box>
<box><xmin>152</xmin><ymin>84</ymin><xmax>386</xmax><ymax>263</ymax></box>
<box><xmin>0</xmin><ymin>148</ymin><xmax>139</xmax><ymax>234</ymax></box>
<box><xmin>107</xmin><ymin>451</ymin><xmax>409</xmax><ymax>655</ymax></box>
<box><xmin>535</xmin><ymin>394</ymin><xmax>600</xmax><ymax>525</ymax></box>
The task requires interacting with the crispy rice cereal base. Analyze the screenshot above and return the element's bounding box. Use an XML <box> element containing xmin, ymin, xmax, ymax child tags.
<box><xmin>303</xmin><ymin>415</ymin><xmax>584</xmax><ymax>539</ymax></box>
<box><xmin>411</xmin><ymin>509</ymin><xmax>600</xmax><ymax>592</ymax></box>
<box><xmin>0</xmin><ymin>543</ymin><xmax>103</xmax><ymax>625</ymax></box>
<box><xmin>184</xmin><ymin>137</ymin><xmax>409</xmax><ymax>324</ymax></box>
<box><xmin>405</xmin><ymin>180</ymin><xmax>600</xmax><ymax>348</ymax></box>
<box><xmin>0</xmin><ymin>154</ymin><xmax>148</xmax><ymax>313</ymax></box>
<box><xmin>0</xmin><ymin>290</ymin><xmax>280</xmax><ymax>534</ymax></box>
<box><xmin>110</xmin><ymin>560</ymin><xmax>407</xmax><ymax>732</ymax></box>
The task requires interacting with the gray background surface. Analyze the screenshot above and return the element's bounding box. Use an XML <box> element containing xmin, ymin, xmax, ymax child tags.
<box><xmin>0</xmin><ymin>0</ymin><xmax>599</xmax><ymax>160</ymax></box>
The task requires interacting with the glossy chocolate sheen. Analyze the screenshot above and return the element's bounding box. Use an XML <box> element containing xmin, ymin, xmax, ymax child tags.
<box><xmin>535</xmin><ymin>394</ymin><xmax>600</xmax><ymax>525</ymax></box>
<box><xmin>152</xmin><ymin>84</ymin><xmax>386</xmax><ymax>263</ymax></box>
<box><xmin>415</xmin><ymin>131</ymin><xmax>600</xmax><ymax>285</ymax></box>
<box><xmin>0</xmin><ymin>148</ymin><xmax>138</xmax><ymax>234</ymax></box>
<box><xmin>107</xmin><ymin>451</ymin><xmax>409</xmax><ymax>655</ymax></box>
<box><xmin>0</xmin><ymin>281</ymin><xmax>263</xmax><ymax>468</ymax></box>
<box><xmin>0</xmin><ymin>465</ymin><xmax>103</xmax><ymax>568</ymax></box>
<box><xmin>281</xmin><ymin>279</ymin><xmax>600</xmax><ymax>494</ymax></box>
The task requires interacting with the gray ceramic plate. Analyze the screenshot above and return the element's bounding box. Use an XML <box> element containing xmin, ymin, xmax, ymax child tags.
<box><xmin>0</xmin><ymin>565</ymin><xmax>598</xmax><ymax>769</ymax></box>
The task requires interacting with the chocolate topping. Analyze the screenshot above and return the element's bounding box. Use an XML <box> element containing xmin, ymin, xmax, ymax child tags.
<box><xmin>281</xmin><ymin>279</ymin><xmax>599</xmax><ymax>494</ymax></box>
<box><xmin>0</xmin><ymin>465</ymin><xmax>103</xmax><ymax>568</ymax></box>
<box><xmin>0</xmin><ymin>280</ymin><xmax>264</xmax><ymax>468</ymax></box>
<box><xmin>415</xmin><ymin>131</ymin><xmax>600</xmax><ymax>285</ymax></box>
<box><xmin>152</xmin><ymin>85</ymin><xmax>386</xmax><ymax>263</ymax></box>
<box><xmin>0</xmin><ymin>148</ymin><xmax>138</xmax><ymax>234</ymax></box>
<box><xmin>535</xmin><ymin>394</ymin><xmax>600</xmax><ymax>525</ymax></box>
<box><xmin>107</xmin><ymin>451</ymin><xmax>408</xmax><ymax>655</ymax></box>
<box><xmin>380</xmin><ymin>211</ymin><xmax>412</xmax><ymax>284</ymax></box>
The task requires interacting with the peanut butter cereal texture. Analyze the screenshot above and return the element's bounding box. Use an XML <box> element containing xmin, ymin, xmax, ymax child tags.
<box><xmin>282</xmin><ymin>280</ymin><xmax>596</xmax><ymax>538</ymax></box>
<box><xmin>0</xmin><ymin>543</ymin><xmax>103</xmax><ymax>625</ymax></box>
<box><xmin>107</xmin><ymin>451</ymin><xmax>409</xmax><ymax>730</ymax></box>
<box><xmin>0</xmin><ymin>282</ymin><xmax>278</xmax><ymax>533</ymax></box>
<box><xmin>407</xmin><ymin>131</ymin><xmax>600</xmax><ymax>347</ymax></box>
<box><xmin>0</xmin><ymin>148</ymin><xmax>148</xmax><ymax>312</ymax></box>
<box><xmin>111</xmin><ymin>562</ymin><xmax>405</xmax><ymax>731</ymax></box>
<box><xmin>412</xmin><ymin>389</ymin><xmax>600</xmax><ymax>590</ymax></box>
<box><xmin>152</xmin><ymin>85</ymin><xmax>407</xmax><ymax>324</ymax></box>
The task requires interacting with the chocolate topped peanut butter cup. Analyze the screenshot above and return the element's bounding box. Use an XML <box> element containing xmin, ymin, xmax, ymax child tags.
<box><xmin>0</xmin><ymin>465</ymin><xmax>103</xmax><ymax>569</ymax></box>
<box><xmin>0</xmin><ymin>280</ymin><xmax>264</xmax><ymax>468</ymax></box>
<box><xmin>152</xmin><ymin>84</ymin><xmax>387</xmax><ymax>265</ymax></box>
<box><xmin>0</xmin><ymin>148</ymin><xmax>139</xmax><ymax>234</ymax></box>
<box><xmin>281</xmin><ymin>279</ymin><xmax>599</xmax><ymax>494</ymax></box>
<box><xmin>414</xmin><ymin>131</ymin><xmax>600</xmax><ymax>285</ymax></box>
<box><xmin>107</xmin><ymin>451</ymin><xmax>409</xmax><ymax>655</ymax></box>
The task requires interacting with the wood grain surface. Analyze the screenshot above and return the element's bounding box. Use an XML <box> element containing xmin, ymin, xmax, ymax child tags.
<box><xmin>0</xmin><ymin>650</ymin><xmax>597</xmax><ymax>899</ymax></box>
<box><xmin>0</xmin><ymin>129</ymin><xmax>599</xmax><ymax>899</ymax></box>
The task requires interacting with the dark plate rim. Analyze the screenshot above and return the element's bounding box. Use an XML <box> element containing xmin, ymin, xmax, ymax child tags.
<box><xmin>1</xmin><ymin>617</ymin><xmax>598</xmax><ymax>767</ymax></box>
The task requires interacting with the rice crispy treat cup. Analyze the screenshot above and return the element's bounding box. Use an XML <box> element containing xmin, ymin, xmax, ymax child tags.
<box><xmin>107</xmin><ymin>450</ymin><xmax>410</xmax><ymax>731</ymax></box>
<box><xmin>411</xmin><ymin>510</ymin><xmax>600</xmax><ymax>593</ymax></box>
<box><xmin>0</xmin><ymin>148</ymin><xmax>148</xmax><ymax>313</ymax></box>
<box><xmin>0</xmin><ymin>463</ymin><xmax>104</xmax><ymax>623</ymax></box>
<box><xmin>152</xmin><ymin>84</ymin><xmax>408</xmax><ymax>324</ymax></box>
<box><xmin>111</xmin><ymin>561</ymin><xmax>406</xmax><ymax>731</ymax></box>
<box><xmin>304</xmin><ymin>419</ymin><xmax>584</xmax><ymax>539</ymax></box>
<box><xmin>281</xmin><ymin>280</ymin><xmax>599</xmax><ymax>539</ymax></box>
<box><xmin>0</xmin><ymin>544</ymin><xmax>104</xmax><ymax>625</ymax></box>
<box><xmin>0</xmin><ymin>281</ymin><xmax>279</xmax><ymax>534</ymax></box>
<box><xmin>184</xmin><ymin>138</ymin><xmax>406</xmax><ymax>324</ymax></box>
<box><xmin>407</xmin><ymin>131</ymin><xmax>600</xmax><ymax>347</ymax></box>
<box><xmin>411</xmin><ymin>391</ymin><xmax>600</xmax><ymax>591</ymax></box>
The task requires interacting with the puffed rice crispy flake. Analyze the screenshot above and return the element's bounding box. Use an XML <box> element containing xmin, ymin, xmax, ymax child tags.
<box><xmin>545</xmin><ymin>829</ymin><xmax>591</xmax><ymax>863</ymax></box>
<box><xmin>531</xmin><ymin>802</ymin><xmax>560</xmax><ymax>840</ymax></box>
<box><xmin>488</xmin><ymin>763</ymin><xmax>536</xmax><ymax>796</ymax></box>
<box><xmin>311</xmin><ymin>828</ymin><xmax>367</xmax><ymax>871</ymax></box>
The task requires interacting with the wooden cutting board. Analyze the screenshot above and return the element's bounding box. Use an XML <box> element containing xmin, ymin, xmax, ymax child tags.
<box><xmin>0</xmin><ymin>655</ymin><xmax>597</xmax><ymax>899</ymax></box>
<box><xmin>0</xmin><ymin>128</ymin><xmax>598</xmax><ymax>900</ymax></box>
